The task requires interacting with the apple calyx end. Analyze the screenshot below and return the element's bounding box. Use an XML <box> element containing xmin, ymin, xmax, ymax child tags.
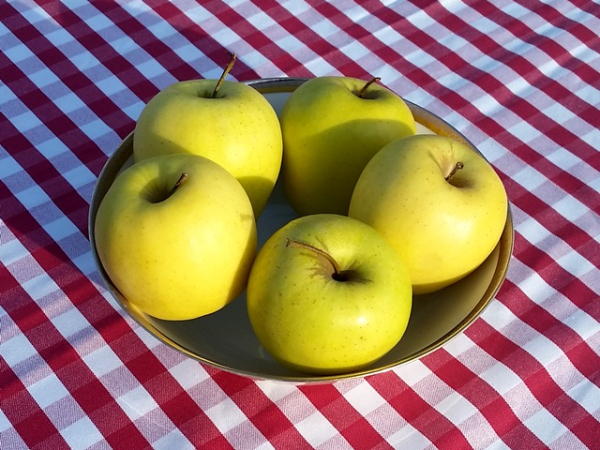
<box><xmin>445</xmin><ymin>162</ymin><xmax>464</xmax><ymax>182</ymax></box>
<box><xmin>358</xmin><ymin>77</ymin><xmax>381</xmax><ymax>99</ymax></box>
<box><xmin>212</xmin><ymin>52</ymin><xmax>237</xmax><ymax>98</ymax></box>
<box><xmin>286</xmin><ymin>238</ymin><xmax>348</xmax><ymax>281</ymax></box>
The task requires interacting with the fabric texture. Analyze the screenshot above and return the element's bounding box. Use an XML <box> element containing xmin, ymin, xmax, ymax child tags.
<box><xmin>1</xmin><ymin>1</ymin><xmax>599</xmax><ymax>449</ymax></box>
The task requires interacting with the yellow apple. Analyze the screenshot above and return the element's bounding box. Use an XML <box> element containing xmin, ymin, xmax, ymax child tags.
<box><xmin>247</xmin><ymin>214</ymin><xmax>412</xmax><ymax>374</ymax></box>
<box><xmin>349</xmin><ymin>135</ymin><xmax>508</xmax><ymax>294</ymax></box>
<box><xmin>133</xmin><ymin>78</ymin><xmax>282</xmax><ymax>217</ymax></box>
<box><xmin>94</xmin><ymin>153</ymin><xmax>257</xmax><ymax>320</ymax></box>
<box><xmin>280</xmin><ymin>76</ymin><xmax>416</xmax><ymax>216</ymax></box>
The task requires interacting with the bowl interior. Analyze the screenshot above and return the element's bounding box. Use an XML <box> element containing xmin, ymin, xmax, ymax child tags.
<box><xmin>89</xmin><ymin>78</ymin><xmax>513</xmax><ymax>383</ymax></box>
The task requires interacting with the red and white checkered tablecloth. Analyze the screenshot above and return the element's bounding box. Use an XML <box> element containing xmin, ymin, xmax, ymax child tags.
<box><xmin>2</xmin><ymin>1</ymin><xmax>599</xmax><ymax>448</ymax></box>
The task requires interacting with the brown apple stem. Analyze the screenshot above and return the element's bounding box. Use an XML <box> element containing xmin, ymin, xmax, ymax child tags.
<box><xmin>445</xmin><ymin>162</ymin><xmax>464</xmax><ymax>182</ymax></box>
<box><xmin>212</xmin><ymin>52</ymin><xmax>237</xmax><ymax>98</ymax></box>
<box><xmin>286</xmin><ymin>238</ymin><xmax>342</xmax><ymax>277</ymax></box>
<box><xmin>168</xmin><ymin>172</ymin><xmax>188</xmax><ymax>197</ymax></box>
<box><xmin>359</xmin><ymin>77</ymin><xmax>381</xmax><ymax>98</ymax></box>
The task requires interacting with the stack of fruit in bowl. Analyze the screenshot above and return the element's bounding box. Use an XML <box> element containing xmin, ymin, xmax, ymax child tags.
<box><xmin>92</xmin><ymin>55</ymin><xmax>509</xmax><ymax>377</ymax></box>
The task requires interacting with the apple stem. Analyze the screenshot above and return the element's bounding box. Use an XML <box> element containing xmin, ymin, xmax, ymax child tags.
<box><xmin>286</xmin><ymin>238</ymin><xmax>344</xmax><ymax>279</ymax></box>
<box><xmin>212</xmin><ymin>52</ymin><xmax>237</xmax><ymax>98</ymax></box>
<box><xmin>445</xmin><ymin>162</ymin><xmax>464</xmax><ymax>182</ymax></box>
<box><xmin>359</xmin><ymin>77</ymin><xmax>381</xmax><ymax>98</ymax></box>
<box><xmin>168</xmin><ymin>172</ymin><xmax>188</xmax><ymax>197</ymax></box>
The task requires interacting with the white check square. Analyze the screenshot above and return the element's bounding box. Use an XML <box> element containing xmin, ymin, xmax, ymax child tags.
<box><xmin>169</xmin><ymin>359</ymin><xmax>210</xmax><ymax>390</ymax></box>
<box><xmin>387</xmin><ymin>423</ymin><xmax>432</xmax><ymax>450</ymax></box>
<box><xmin>152</xmin><ymin>429</ymin><xmax>195</xmax><ymax>450</ymax></box>
<box><xmin>479</xmin><ymin>363</ymin><xmax>522</xmax><ymax>396</ymax></box>
<box><xmin>60</xmin><ymin>416</ymin><xmax>104</xmax><ymax>450</ymax></box>
<box><xmin>54</xmin><ymin>92</ymin><xmax>86</xmax><ymax>115</ymax></box>
<box><xmin>9</xmin><ymin>109</ymin><xmax>40</xmax><ymax>133</ymax></box>
<box><xmin>295</xmin><ymin>411</ymin><xmax>339</xmax><ymax>449</ymax></box>
<box><xmin>518</xmin><ymin>216</ymin><xmax>551</xmax><ymax>246</ymax></box>
<box><xmin>434</xmin><ymin>392</ymin><xmax>478</xmax><ymax>425</ymax></box>
<box><xmin>552</xmin><ymin>196</ymin><xmax>587</xmax><ymax>224</ymax></box>
<box><xmin>4</xmin><ymin>42</ymin><xmax>33</xmax><ymax>64</ymax></box>
<box><xmin>206</xmin><ymin>398</ymin><xmax>248</xmax><ymax>435</ymax></box>
<box><xmin>522</xmin><ymin>334</ymin><xmax>562</xmax><ymax>368</ymax></box>
<box><xmin>117</xmin><ymin>386</ymin><xmax>159</xmax><ymax>421</ymax></box>
<box><xmin>1</xmin><ymin>231</ymin><xmax>29</xmax><ymax>266</ymax></box>
<box><xmin>52</xmin><ymin>307</ymin><xmax>89</xmax><ymax>339</ymax></box>
<box><xmin>344</xmin><ymin>382</ymin><xmax>387</xmax><ymax>417</ymax></box>
<box><xmin>556</xmin><ymin>250</ymin><xmax>596</xmax><ymax>279</ymax></box>
<box><xmin>62</xmin><ymin>165</ymin><xmax>96</xmax><ymax>191</ymax></box>
<box><xmin>27</xmin><ymin>373</ymin><xmax>70</xmax><ymax>409</ymax></box>
<box><xmin>523</xmin><ymin>408</ymin><xmax>569</xmax><ymax>447</ymax></box>
<box><xmin>29</xmin><ymin>67</ymin><xmax>60</xmax><ymax>89</ymax></box>
<box><xmin>83</xmin><ymin>346</ymin><xmax>123</xmax><ymax>378</ymax></box>
<box><xmin>43</xmin><ymin>217</ymin><xmax>79</xmax><ymax>242</ymax></box>
<box><xmin>567</xmin><ymin>378</ymin><xmax>600</xmax><ymax>416</ymax></box>
<box><xmin>22</xmin><ymin>273</ymin><xmax>60</xmax><ymax>301</ymax></box>
<box><xmin>256</xmin><ymin>379</ymin><xmax>298</xmax><ymax>403</ymax></box>
<box><xmin>15</xmin><ymin>185</ymin><xmax>49</xmax><ymax>210</ymax></box>
<box><xmin>1</xmin><ymin>333</ymin><xmax>38</xmax><ymax>367</ymax></box>
<box><xmin>80</xmin><ymin>119</ymin><xmax>113</xmax><ymax>141</ymax></box>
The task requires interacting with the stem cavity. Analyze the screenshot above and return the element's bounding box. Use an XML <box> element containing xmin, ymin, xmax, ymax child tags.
<box><xmin>148</xmin><ymin>172</ymin><xmax>188</xmax><ymax>204</ymax></box>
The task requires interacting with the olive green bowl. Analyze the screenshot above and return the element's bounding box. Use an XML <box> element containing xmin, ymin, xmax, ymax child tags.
<box><xmin>89</xmin><ymin>78</ymin><xmax>513</xmax><ymax>384</ymax></box>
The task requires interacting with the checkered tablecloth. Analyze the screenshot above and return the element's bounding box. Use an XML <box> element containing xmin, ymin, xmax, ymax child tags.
<box><xmin>2</xmin><ymin>1</ymin><xmax>599</xmax><ymax>448</ymax></box>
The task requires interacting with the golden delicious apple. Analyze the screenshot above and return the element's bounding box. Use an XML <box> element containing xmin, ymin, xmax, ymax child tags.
<box><xmin>349</xmin><ymin>135</ymin><xmax>508</xmax><ymax>295</ymax></box>
<box><xmin>247</xmin><ymin>214</ymin><xmax>412</xmax><ymax>375</ymax></box>
<box><xmin>94</xmin><ymin>154</ymin><xmax>257</xmax><ymax>320</ymax></box>
<box><xmin>133</xmin><ymin>78</ymin><xmax>282</xmax><ymax>217</ymax></box>
<box><xmin>280</xmin><ymin>76</ymin><xmax>416</xmax><ymax>216</ymax></box>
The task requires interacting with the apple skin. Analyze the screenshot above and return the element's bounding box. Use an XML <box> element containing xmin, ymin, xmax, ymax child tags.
<box><xmin>94</xmin><ymin>154</ymin><xmax>257</xmax><ymax>321</ymax></box>
<box><xmin>132</xmin><ymin>80</ymin><xmax>283</xmax><ymax>217</ymax></box>
<box><xmin>349</xmin><ymin>134</ymin><xmax>508</xmax><ymax>295</ymax></box>
<box><xmin>246</xmin><ymin>214</ymin><xmax>412</xmax><ymax>375</ymax></box>
<box><xmin>280</xmin><ymin>76</ymin><xmax>416</xmax><ymax>216</ymax></box>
